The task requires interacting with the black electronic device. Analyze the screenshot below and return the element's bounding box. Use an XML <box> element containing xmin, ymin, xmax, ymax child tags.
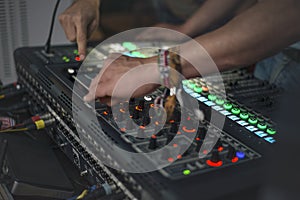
<box><xmin>13</xmin><ymin>42</ymin><xmax>281</xmax><ymax>200</ymax></box>
<box><xmin>0</xmin><ymin>134</ymin><xmax>74</xmax><ymax>199</ymax></box>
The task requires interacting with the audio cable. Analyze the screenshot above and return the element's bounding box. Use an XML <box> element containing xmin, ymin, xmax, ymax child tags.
<box><xmin>0</xmin><ymin>118</ymin><xmax>55</xmax><ymax>133</ymax></box>
<box><xmin>44</xmin><ymin>0</ymin><xmax>61</xmax><ymax>54</ymax></box>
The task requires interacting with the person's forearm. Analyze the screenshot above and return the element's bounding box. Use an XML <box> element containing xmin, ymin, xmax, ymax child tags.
<box><xmin>180</xmin><ymin>0</ymin><xmax>300</xmax><ymax>78</ymax></box>
<box><xmin>180</xmin><ymin>0</ymin><xmax>247</xmax><ymax>37</ymax></box>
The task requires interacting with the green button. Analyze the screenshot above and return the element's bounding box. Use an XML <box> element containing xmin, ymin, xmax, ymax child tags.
<box><xmin>183</xmin><ymin>169</ymin><xmax>191</xmax><ymax>176</ymax></box>
<box><xmin>223</xmin><ymin>103</ymin><xmax>233</xmax><ymax>110</ymax></box>
<box><xmin>240</xmin><ymin>112</ymin><xmax>249</xmax><ymax>120</ymax></box>
<box><xmin>248</xmin><ymin>117</ymin><xmax>258</xmax><ymax>125</ymax></box>
<box><xmin>65</xmin><ymin>58</ymin><xmax>70</xmax><ymax>63</ymax></box>
<box><xmin>266</xmin><ymin>128</ymin><xmax>276</xmax><ymax>135</ymax></box>
<box><xmin>208</xmin><ymin>94</ymin><xmax>217</xmax><ymax>101</ymax></box>
<box><xmin>62</xmin><ymin>56</ymin><xmax>67</xmax><ymax>60</ymax></box>
<box><xmin>216</xmin><ymin>98</ymin><xmax>225</xmax><ymax>105</ymax></box>
<box><xmin>257</xmin><ymin>122</ymin><xmax>267</xmax><ymax>130</ymax></box>
<box><xmin>73</xmin><ymin>49</ymin><xmax>78</xmax><ymax>55</ymax></box>
<box><xmin>182</xmin><ymin>80</ymin><xmax>189</xmax><ymax>86</ymax></box>
<box><xmin>122</xmin><ymin>42</ymin><xmax>137</xmax><ymax>51</ymax></box>
<box><xmin>188</xmin><ymin>81</ymin><xmax>196</xmax><ymax>89</ymax></box>
<box><xmin>194</xmin><ymin>85</ymin><xmax>203</xmax><ymax>93</ymax></box>
<box><xmin>231</xmin><ymin>107</ymin><xmax>241</xmax><ymax>115</ymax></box>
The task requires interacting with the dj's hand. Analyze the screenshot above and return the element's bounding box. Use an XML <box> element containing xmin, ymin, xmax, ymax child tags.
<box><xmin>84</xmin><ymin>54</ymin><xmax>160</xmax><ymax>106</ymax></box>
<box><xmin>59</xmin><ymin>0</ymin><xmax>100</xmax><ymax>60</ymax></box>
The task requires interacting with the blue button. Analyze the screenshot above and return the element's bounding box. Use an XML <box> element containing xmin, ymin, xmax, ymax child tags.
<box><xmin>236</xmin><ymin>151</ymin><xmax>245</xmax><ymax>159</ymax></box>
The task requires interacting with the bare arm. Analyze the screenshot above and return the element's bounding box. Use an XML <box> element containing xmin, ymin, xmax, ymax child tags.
<box><xmin>181</xmin><ymin>0</ymin><xmax>300</xmax><ymax>78</ymax></box>
<box><xmin>180</xmin><ymin>0</ymin><xmax>257</xmax><ymax>37</ymax></box>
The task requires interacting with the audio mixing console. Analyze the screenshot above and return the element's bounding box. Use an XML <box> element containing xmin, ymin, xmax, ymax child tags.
<box><xmin>12</xmin><ymin>42</ymin><xmax>281</xmax><ymax>200</ymax></box>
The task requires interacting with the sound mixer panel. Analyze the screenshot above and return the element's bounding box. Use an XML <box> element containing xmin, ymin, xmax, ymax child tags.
<box><xmin>13</xmin><ymin>42</ymin><xmax>281</xmax><ymax>200</ymax></box>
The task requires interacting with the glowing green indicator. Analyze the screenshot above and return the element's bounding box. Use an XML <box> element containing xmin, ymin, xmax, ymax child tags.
<box><xmin>267</xmin><ymin>128</ymin><xmax>276</xmax><ymax>135</ymax></box>
<box><xmin>257</xmin><ymin>122</ymin><xmax>267</xmax><ymax>130</ymax></box>
<box><xmin>122</xmin><ymin>42</ymin><xmax>137</xmax><ymax>51</ymax></box>
<box><xmin>131</xmin><ymin>51</ymin><xmax>145</xmax><ymax>58</ymax></box>
<box><xmin>188</xmin><ymin>81</ymin><xmax>196</xmax><ymax>89</ymax></box>
<box><xmin>208</xmin><ymin>94</ymin><xmax>217</xmax><ymax>101</ymax></box>
<box><xmin>73</xmin><ymin>49</ymin><xmax>79</xmax><ymax>55</ymax></box>
<box><xmin>182</xmin><ymin>80</ymin><xmax>189</xmax><ymax>86</ymax></box>
<box><xmin>248</xmin><ymin>117</ymin><xmax>258</xmax><ymax>125</ymax></box>
<box><xmin>216</xmin><ymin>98</ymin><xmax>225</xmax><ymax>105</ymax></box>
<box><xmin>231</xmin><ymin>107</ymin><xmax>241</xmax><ymax>115</ymax></box>
<box><xmin>223</xmin><ymin>103</ymin><xmax>233</xmax><ymax>110</ymax></box>
<box><xmin>240</xmin><ymin>112</ymin><xmax>249</xmax><ymax>120</ymax></box>
<box><xmin>194</xmin><ymin>85</ymin><xmax>203</xmax><ymax>93</ymax></box>
<box><xmin>183</xmin><ymin>169</ymin><xmax>191</xmax><ymax>176</ymax></box>
<box><xmin>65</xmin><ymin>58</ymin><xmax>70</xmax><ymax>62</ymax></box>
<box><xmin>62</xmin><ymin>56</ymin><xmax>68</xmax><ymax>60</ymax></box>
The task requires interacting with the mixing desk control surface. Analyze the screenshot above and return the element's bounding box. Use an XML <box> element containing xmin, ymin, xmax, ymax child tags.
<box><xmin>13</xmin><ymin>42</ymin><xmax>281</xmax><ymax>200</ymax></box>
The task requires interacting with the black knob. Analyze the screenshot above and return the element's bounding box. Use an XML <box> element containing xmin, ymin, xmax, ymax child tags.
<box><xmin>142</xmin><ymin>116</ymin><xmax>150</xmax><ymax>126</ymax></box>
<box><xmin>170</xmin><ymin>123</ymin><xmax>178</xmax><ymax>133</ymax></box>
<box><xmin>197</xmin><ymin>127</ymin><xmax>207</xmax><ymax>139</ymax></box>
<box><xmin>211</xmin><ymin>149</ymin><xmax>221</xmax><ymax>163</ymax></box>
<box><xmin>148</xmin><ymin>135</ymin><xmax>158</xmax><ymax>150</ymax></box>
<box><xmin>132</xmin><ymin>108</ymin><xmax>139</xmax><ymax>120</ymax></box>
<box><xmin>166</xmin><ymin>132</ymin><xmax>176</xmax><ymax>145</ymax></box>
<box><xmin>226</xmin><ymin>146</ymin><xmax>236</xmax><ymax>160</ymax></box>
<box><xmin>195</xmin><ymin>140</ymin><xmax>203</xmax><ymax>153</ymax></box>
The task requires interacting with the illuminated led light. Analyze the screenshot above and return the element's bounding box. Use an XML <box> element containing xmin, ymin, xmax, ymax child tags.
<box><xmin>177</xmin><ymin>131</ymin><xmax>182</xmax><ymax>135</ymax></box>
<box><xmin>119</xmin><ymin>108</ymin><xmax>126</xmax><ymax>113</ymax></box>
<box><xmin>194</xmin><ymin>85</ymin><xmax>203</xmax><ymax>93</ymax></box>
<box><xmin>257</xmin><ymin>122</ymin><xmax>267</xmax><ymax>130</ymax></box>
<box><xmin>169</xmin><ymin>119</ymin><xmax>175</xmax><ymax>123</ymax></box>
<box><xmin>144</xmin><ymin>96</ymin><xmax>152</xmax><ymax>101</ymax></box>
<box><xmin>223</xmin><ymin>103</ymin><xmax>233</xmax><ymax>111</ymax></box>
<box><xmin>182</xmin><ymin>80</ymin><xmax>189</xmax><ymax>85</ymax></box>
<box><xmin>248</xmin><ymin>117</ymin><xmax>258</xmax><ymax>125</ymax></box>
<box><xmin>67</xmin><ymin>68</ymin><xmax>75</xmax><ymax>74</ymax></box>
<box><xmin>177</xmin><ymin>155</ymin><xmax>182</xmax><ymax>159</ymax></box>
<box><xmin>195</xmin><ymin>137</ymin><xmax>201</xmax><ymax>141</ymax></box>
<box><xmin>173</xmin><ymin>144</ymin><xmax>178</xmax><ymax>148</ymax></box>
<box><xmin>103</xmin><ymin>111</ymin><xmax>108</xmax><ymax>115</ymax></box>
<box><xmin>139</xmin><ymin>126</ymin><xmax>145</xmax><ymax>129</ymax></box>
<box><xmin>155</xmin><ymin>121</ymin><xmax>160</xmax><ymax>126</ymax></box>
<box><xmin>135</xmin><ymin>105</ymin><xmax>142</xmax><ymax>111</ymax></box>
<box><xmin>231</xmin><ymin>107</ymin><xmax>241</xmax><ymax>115</ymax></box>
<box><xmin>182</xmin><ymin>126</ymin><xmax>196</xmax><ymax>133</ymax></box>
<box><xmin>236</xmin><ymin>151</ymin><xmax>245</xmax><ymax>159</ymax></box>
<box><xmin>150</xmin><ymin>103</ymin><xmax>154</xmax><ymax>108</ymax></box>
<box><xmin>73</xmin><ymin>49</ymin><xmax>79</xmax><ymax>54</ymax></box>
<box><xmin>122</xmin><ymin>42</ymin><xmax>137</xmax><ymax>51</ymax></box>
<box><xmin>151</xmin><ymin>135</ymin><xmax>157</xmax><ymax>139</ymax></box>
<box><xmin>65</xmin><ymin>58</ymin><xmax>70</xmax><ymax>62</ymax></box>
<box><xmin>183</xmin><ymin>169</ymin><xmax>191</xmax><ymax>175</ymax></box>
<box><xmin>218</xmin><ymin>146</ymin><xmax>224</xmax><ymax>152</ymax></box>
<box><xmin>168</xmin><ymin>158</ymin><xmax>174</xmax><ymax>163</ymax></box>
<box><xmin>208</xmin><ymin>94</ymin><xmax>217</xmax><ymax>101</ymax></box>
<box><xmin>120</xmin><ymin>128</ymin><xmax>126</xmax><ymax>132</ymax></box>
<box><xmin>266</xmin><ymin>128</ymin><xmax>276</xmax><ymax>135</ymax></box>
<box><xmin>203</xmin><ymin>150</ymin><xmax>208</xmax><ymax>155</ymax></box>
<box><xmin>62</xmin><ymin>56</ymin><xmax>68</xmax><ymax>60</ymax></box>
<box><xmin>188</xmin><ymin>81</ymin><xmax>196</xmax><ymax>89</ymax></box>
<box><xmin>206</xmin><ymin>160</ymin><xmax>223</xmax><ymax>167</ymax></box>
<box><xmin>202</xmin><ymin>86</ymin><xmax>209</xmax><ymax>92</ymax></box>
<box><xmin>240</xmin><ymin>112</ymin><xmax>249</xmax><ymax>120</ymax></box>
<box><xmin>216</xmin><ymin>98</ymin><xmax>225</xmax><ymax>105</ymax></box>
<box><xmin>232</xmin><ymin>157</ymin><xmax>239</xmax><ymax>163</ymax></box>
<box><xmin>75</xmin><ymin>56</ymin><xmax>81</xmax><ymax>61</ymax></box>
